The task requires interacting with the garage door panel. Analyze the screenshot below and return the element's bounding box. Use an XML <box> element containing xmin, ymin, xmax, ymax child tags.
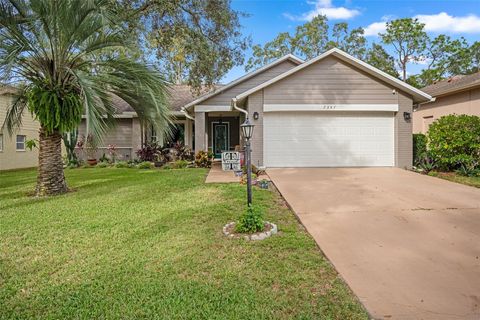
<box><xmin>264</xmin><ymin>111</ymin><xmax>394</xmax><ymax>167</ymax></box>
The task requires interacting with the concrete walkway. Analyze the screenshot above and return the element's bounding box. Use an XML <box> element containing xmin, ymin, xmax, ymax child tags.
<box><xmin>268</xmin><ymin>168</ymin><xmax>480</xmax><ymax>320</ymax></box>
<box><xmin>205</xmin><ymin>162</ymin><xmax>241</xmax><ymax>183</ymax></box>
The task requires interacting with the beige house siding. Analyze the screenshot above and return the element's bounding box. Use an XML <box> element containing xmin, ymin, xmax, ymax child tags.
<box><xmin>264</xmin><ymin>56</ymin><xmax>398</xmax><ymax>104</ymax></box>
<box><xmin>395</xmin><ymin>92</ymin><xmax>413</xmax><ymax>168</ymax></box>
<box><xmin>413</xmin><ymin>87</ymin><xmax>480</xmax><ymax>133</ymax></box>
<box><xmin>0</xmin><ymin>94</ymin><xmax>40</xmax><ymax>170</ymax></box>
<box><xmin>247</xmin><ymin>90</ymin><xmax>264</xmax><ymax>167</ymax></box>
<box><xmin>256</xmin><ymin>55</ymin><xmax>413</xmax><ymax>168</ymax></box>
<box><xmin>202</xmin><ymin>60</ymin><xmax>298</xmax><ymax>106</ymax></box>
<box><xmin>78</xmin><ymin>118</ymin><xmax>140</xmax><ymax>161</ymax></box>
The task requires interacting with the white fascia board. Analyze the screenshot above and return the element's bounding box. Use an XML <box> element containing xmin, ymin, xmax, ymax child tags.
<box><xmin>195</xmin><ymin>105</ymin><xmax>232</xmax><ymax>112</ymax></box>
<box><xmin>183</xmin><ymin>54</ymin><xmax>304</xmax><ymax>110</ymax></box>
<box><xmin>235</xmin><ymin>48</ymin><xmax>433</xmax><ymax>104</ymax></box>
<box><xmin>264</xmin><ymin>104</ymin><xmax>399</xmax><ymax>112</ymax></box>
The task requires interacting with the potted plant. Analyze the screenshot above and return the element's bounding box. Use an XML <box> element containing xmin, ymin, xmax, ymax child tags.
<box><xmin>85</xmin><ymin>134</ymin><xmax>98</xmax><ymax>166</ymax></box>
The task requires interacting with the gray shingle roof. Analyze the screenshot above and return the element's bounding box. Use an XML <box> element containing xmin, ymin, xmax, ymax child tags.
<box><xmin>422</xmin><ymin>72</ymin><xmax>480</xmax><ymax>97</ymax></box>
<box><xmin>111</xmin><ymin>84</ymin><xmax>218</xmax><ymax>113</ymax></box>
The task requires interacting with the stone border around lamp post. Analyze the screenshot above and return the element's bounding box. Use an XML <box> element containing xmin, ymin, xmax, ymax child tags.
<box><xmin>222</xmin><ymin>221</ymin><xmax>278</xmax><ymax>241</ymax></box>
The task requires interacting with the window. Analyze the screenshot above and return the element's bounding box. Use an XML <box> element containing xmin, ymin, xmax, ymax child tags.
<box><xmin>0</xmin><ymin>134</ymin><xmax>3</xmax><ymax>151</ymax></box>
<box><xmin>16</xmin><ymin>135</ymin><xmax>26</xmax><ymax>151</ymax></box>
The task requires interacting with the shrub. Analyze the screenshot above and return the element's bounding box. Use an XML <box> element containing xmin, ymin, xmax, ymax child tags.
<box><xmin>115</xmin><ymin>161</ymin><xmax>129</xmax><ymax>168</ymax></box>
<box><xmin>173</xmin><ymin>142</ymin><xmax>195</xmax><ymax>161</ymax></box>
<box><xmin>137</xmin><ymin>161</ymin><xmax>154</xmax><ymax>169</ymax></box>
<box><xmin>96</xmin><ymin>161</ymin><xmax>109</xmax><ymax>168</ymax></box>
<box><xmin>236</xmin><ymin>205</ymin><xmax>265</xmax><ymax>233</ymax></box>
<box><xmin>195</xmin><ymin>151</ymin><xmax>213</xmax><ymax>168</ymax></box>
<box><xmin>172</xmin><ymin>160</ymin><xmax>189</xmax><ymax>169</ymax></box>
<box><xmin>242</xmin><ymin>164</ymin><xmax>259</xmax><ymax>175</ymax></box>
<box><xmin>136</xmin><ymin>142</ymin><xmax>162</xmax><ymax>162</ymax></box>
<box><xmin>241</xmin><ymin>173</ymin><xmax>257</xmax><ymax>184</ymax></box>
<box><xmin>413</xmin><ymin>133</ymin><xmax>427</xmax><ymax>166</ymax></box>
<box><xmin>427</xmin><ymin>115</ymin><xmax>480</xmax><ymax>171</ymax></box>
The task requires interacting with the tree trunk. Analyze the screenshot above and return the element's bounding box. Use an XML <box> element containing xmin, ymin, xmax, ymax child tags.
<box><xmin>36</xmin><ymin>126</ymin><xmax>68</xmax><ymax>196</ymax></box>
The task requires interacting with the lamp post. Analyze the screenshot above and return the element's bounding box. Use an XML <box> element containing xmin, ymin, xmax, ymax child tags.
<box><xmin>240</xmin><ymin>118</ymin><xmax>255</xmax><ymax>206</ymax></box>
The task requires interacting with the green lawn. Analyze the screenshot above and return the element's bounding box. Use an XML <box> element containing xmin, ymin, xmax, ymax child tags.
<box><xmin>429</xmin><ymin>171</ymin><xmax>480</xmax><ymax>188</ymax></box>
<box><xmin>0</xmin><ymin>168</ymin><xmax>367</xmax><ymax>319</ymax></box>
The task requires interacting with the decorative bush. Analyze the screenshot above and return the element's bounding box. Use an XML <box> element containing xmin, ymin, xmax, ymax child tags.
<box><xmin>235</xmin><ymin>205</ymin><xmax>265</xmax><ymax>233</ymax></box>
<box><xmin>136</xmin><ymin>142</ymin><xmax>162</xmax><ymax>162</ymax></box>
<box><xmin>195</xmin><ymin>151</ymin><xmax>213</xmax><ymax>168</ymax></box>
<box><xmin>137</xmin><ymin>161</ymin><xmax>154</xmax><ymax>169</ymax></box>
<box><xmin>427</xmin><ymin>115</ymin><xmax>480</xmax><ymax>171</ymax></box>
<box><xmin>242</xmin><ymin>164</ymin><xmax>259</xmax><ymax>175</ymax></box>
<box><xmin>96</xmin><ymin>161</ymin><xmax>109</xmax><ymax>168</ymax></box>
<box><xmin>172</xmin><ymin>160</ymin><xmax>189</xmax><ymax>169</ymax></box>
<box><xmin>173</xmin><ymin>142</ymin><xmax>195</xmax><ymax>161</ymax></box>
<box><xmin>115</xmin><ymin>161</ymin><xmax>129</xmax><ymax>168</ymax></box>
<box><xmin>241</xmin><ymin>173</ymin><xmax>257</xmax><ymax>184</ymax></box>
<box><xmin>413</xmin><ymin>133</ymin><xmax>427</xmax><ymax>166</ymax></box>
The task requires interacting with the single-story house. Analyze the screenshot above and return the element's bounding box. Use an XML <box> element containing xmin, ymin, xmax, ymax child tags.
<box><xmin>413</xmin><ymin>72</ymin><xmax>480</xmax><ymax>134</ymax></box>
<box><xmin>183</xmin><ymin>48</ymin><xmax>432</xmax><ymax>168</ymax></box>
<box><xmin>0</xmin><ymin>87</ymin><xmax>40</xmax><ymax>171</ymax></box>
<box><xmin>76</xmin><ymin>85</ymin><xmax>201</xmax><ymax>161</ymax></box>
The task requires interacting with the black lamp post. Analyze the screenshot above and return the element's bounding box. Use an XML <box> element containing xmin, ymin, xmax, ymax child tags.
<box><xmin>240</xmin><ymin>118</ymin><xmax>255</xmax><ymax>206</ymax></box>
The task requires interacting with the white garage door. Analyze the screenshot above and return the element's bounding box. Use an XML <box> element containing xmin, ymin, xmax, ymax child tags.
<box><xmin>264</xmin><ymin>111</ymin><xmax>395</xmax><ymax>167</ymax></box>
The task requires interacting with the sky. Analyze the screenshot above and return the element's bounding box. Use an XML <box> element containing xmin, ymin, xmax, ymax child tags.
<box><xmin>221</xmin><ymin>0</ymin><xmax>480</xmax><ymax>83</ymax></box>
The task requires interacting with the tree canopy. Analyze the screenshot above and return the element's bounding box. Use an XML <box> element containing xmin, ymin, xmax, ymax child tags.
<box><xmin>115</xmin><ymin>0</ymin><xmax>250</xmax><ymax>89</ymax></box>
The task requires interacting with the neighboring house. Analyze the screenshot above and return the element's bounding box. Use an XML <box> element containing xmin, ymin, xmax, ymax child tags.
<box><xmin>413</xmin><ymin>72</ymin><xmax>480</xmax><ymax>134</ymax></box>
<box><xmin>183</xmin><ymin>48</ymin><xmax>432</xmax><ymax>168</ymax></box>
<box><xmin>0</xmin><ymin>87</ymin><xmax>40</xmax><ymax>171</ymax></box>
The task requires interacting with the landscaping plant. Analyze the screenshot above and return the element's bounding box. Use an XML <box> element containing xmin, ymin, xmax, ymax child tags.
<box><xmin>427</xmin><ymin>115</ymin><xmax>480</xmax><ymax>171</ymax></box>
<box><xmin>137</xmin><ymin>161</ymin><xmax>155</xmax><ymax>169</ymax></box>
<box><xmin>0</xmin><ymin>0</ymin><xmax>171</xmax><ymax>196</ymax></box>
<box><xmin>136</xmin><ymin>142</ymin><xmax>162</xmax><ymax>162</ymax></box>
<box><xmin>195</xmin><ymin>151</ymin><xmax>213</xmax><ymax>168</ymax></box>
<box><xmin>236</xmin><ymin>205</ymin><xmax>265</xmax><ymax>233</ymax></box>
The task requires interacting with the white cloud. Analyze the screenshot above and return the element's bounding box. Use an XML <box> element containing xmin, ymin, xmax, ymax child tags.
<box><xmin>364</xmin><ymin>12</ymin><xmax>480</xmax><ymax>37</ymax></box>
<box><xmin>415</xmin><ymin>12</ymin><xmax>480</xmax><ymax>33</ymax></box>
<box><xmin>364</xmin><ymin>21</ymin><xmax>387</xmax><ymax>36</ymax></box>
<box><xmin>284</xmin><ymin>0</ymin><xmax>360</xmax><ymax>21</ymax></box>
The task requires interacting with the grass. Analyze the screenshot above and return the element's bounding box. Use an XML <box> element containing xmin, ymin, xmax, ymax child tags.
<box><xmin>429</xmin><ymin>171</ymin><xmax>480</xmax><ymax>188</ymax></box>
<box><xmin>0</xmin><ymin>168</ymin><xmax>367</xmax><ymax>319</ymax></box>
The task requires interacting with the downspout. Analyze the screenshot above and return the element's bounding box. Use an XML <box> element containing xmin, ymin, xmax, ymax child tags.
<box><xmin>231</xmin><ymin>98</ymin><xmax>249</xmax><ymax>117</ymax></box>
<box><xmin>181</xmin><ymin>108</ymin><xmax>195</xmax><ymax>121</ymax></box>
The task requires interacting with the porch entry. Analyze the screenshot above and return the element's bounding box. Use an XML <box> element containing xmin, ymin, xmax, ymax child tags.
<box><xmin>212</xmin><ymin>122</ymin><xmax>229</xmax><ymax>158</ymax></box>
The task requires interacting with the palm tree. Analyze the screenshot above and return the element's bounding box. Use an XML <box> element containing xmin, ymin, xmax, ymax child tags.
<box><xmin>0</xmin><ymin>0</ymin><xmax>171</xmax><ymax>196</ymax></box>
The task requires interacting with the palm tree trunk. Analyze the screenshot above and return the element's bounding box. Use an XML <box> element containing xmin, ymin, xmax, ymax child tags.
<box><xmin>36</xmin><ymin>126</ymin><xmax>68</xmax><ymax>196</ymax></box>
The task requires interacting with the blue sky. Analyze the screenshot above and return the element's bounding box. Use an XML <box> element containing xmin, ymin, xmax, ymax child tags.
<box><xmin>222</xmin><ymin>0</ymin><xmax>480</xmax><ymax>83</ymax></box>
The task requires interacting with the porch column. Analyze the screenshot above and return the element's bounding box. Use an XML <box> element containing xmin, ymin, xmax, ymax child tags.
<box><xmin>194</xmin><ymin>112</ymin><xmax>207</xmax><ymax>153</ymax></box>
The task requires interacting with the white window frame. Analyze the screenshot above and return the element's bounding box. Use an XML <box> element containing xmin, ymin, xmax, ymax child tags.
<box><xmin>0</xmin><ymin>134</ymin><xmax>3</xmax><ymax>152</ymax></box>
<box><xmin>16</xmin><ymin>135</ymin><xmax>26</xmax><ymax>151</ymax></box>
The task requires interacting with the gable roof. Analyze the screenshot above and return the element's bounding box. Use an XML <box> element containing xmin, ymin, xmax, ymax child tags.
<box><xmin>234</xmin><ymin>48</ymin><xmax>433</xmax><ymax>104</ymax></box>
<box><xmin>183</xmin><ymin>54</ymin><xmax>304</xmax><ymax>111</ymax></box>
<box><xmin>422</xmin><ymin>72</ymin><xmax>480</xmax><ymax>98</ymax></box>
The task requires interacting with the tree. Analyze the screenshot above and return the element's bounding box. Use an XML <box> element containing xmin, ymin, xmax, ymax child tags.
<box><xmin>0</xmin><ymin>0</ymin><xmax>172</xmax><ymax>196</ymax></box>
<box><xmin>294</xmin><ymin>15</ymin><xmax>329</xmax><ymax>59</ymax></box>
<box><xmin>407</xmin><ymin>37</ymin><xmax>477</xmax><ymax>88</ymax></box>
<box><xmin>365</xmin><ymin>44</ymin><xmax>399</xmax><ymax>78</ymax></box>
<box><xmin>116</xmin><ymin>0</ymin><xmax>250</xmax><ymax>89</ymax></box>
<box><xmin>245</xmin><ymin>33</ymin><xmax>294</xmax><ymax>71</ymax></box>
<box><xmin>245</xmin><ymin>15</ymin><xmax>367</xmax><ymax>71</ymax></box>
<box><xmin>380</xmin><ymin>18</ymin><xmax>427</xmax><ymax>81</ymax></box>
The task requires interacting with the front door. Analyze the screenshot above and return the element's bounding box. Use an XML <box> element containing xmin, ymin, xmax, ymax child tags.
<box><xmin>212</xmin><ymin>122</ymin><xmax>229</xmax><ymax>158</ymax></box>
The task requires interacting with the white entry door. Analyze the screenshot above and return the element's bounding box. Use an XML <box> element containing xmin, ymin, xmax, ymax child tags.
<box><xmin>264</xmin><ymin>111</ymin><xmax>395</xmax><ymax>167</ymax></box>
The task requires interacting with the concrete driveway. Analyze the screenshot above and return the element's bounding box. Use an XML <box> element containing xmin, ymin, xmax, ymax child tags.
<box><xmin>267</xmin><ymin>168</ymin><xmax>480</xmax><ymax>320</ymax></box>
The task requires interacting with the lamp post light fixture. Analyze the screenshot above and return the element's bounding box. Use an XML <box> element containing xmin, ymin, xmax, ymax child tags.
<box><xmin>240</xmin><ymin>118</ymin><xmax>255</xmax><ymax>206</ymax></box>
